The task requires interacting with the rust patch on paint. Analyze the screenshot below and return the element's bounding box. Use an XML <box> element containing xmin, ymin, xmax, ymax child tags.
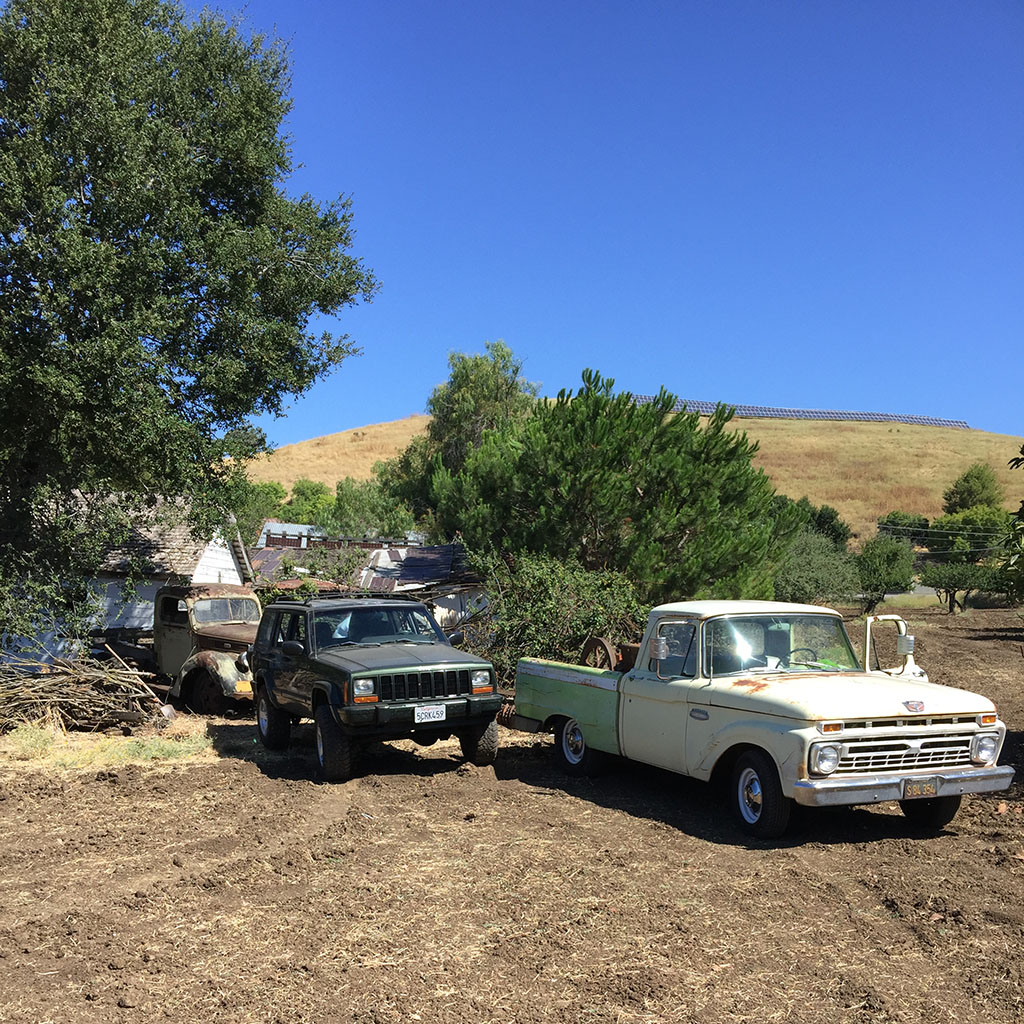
<box><xmin>730</xmin><ymin>678</ymin><xmax>771</xmax><ymax>693</ymax></box>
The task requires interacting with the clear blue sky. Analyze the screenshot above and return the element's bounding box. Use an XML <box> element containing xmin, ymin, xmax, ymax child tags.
<box><xmin>213</xmin><ymin>0</ymin><xmax>1021</xmax><ymax>445</ymax></box>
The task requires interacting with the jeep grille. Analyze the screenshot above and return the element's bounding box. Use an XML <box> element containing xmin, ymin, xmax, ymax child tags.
<box><xmin>377</xmin><ymin>669</ymin><xmax>471</xmax><ymax>702</ymax></box>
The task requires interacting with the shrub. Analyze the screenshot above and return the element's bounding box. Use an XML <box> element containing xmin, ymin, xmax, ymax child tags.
<box><xmin>942</xmin><ymin>463</ymin><xmax>1004</xmax><ymax>514</ymax></box>
<box><xmin>877</xmin><ymin>510</ymin><xmax>930</xmax><ymax>545</ymax></box>
<box><xmin>773</xmin><ymin>530</ymin><xmax>860</xmax><ymax>606</ymax></box>
<box><xmin>856</xmin><ymin>536</ymin><xmax>915</xmax><ymax>615</ymax></box>
<box><xmin>926</xmin><ymin>506</ymin><xmax>1012</xmax><ymax>563</ymax></box>
<box><xmin>463</xmin><ymin>552</ymin><xmax>644</xmax><ymax>687</ymax></box>
<box><xmin>918</xmin><ymin>562</ymin><xmax>1004</xmax><ymax>614</ymax></box>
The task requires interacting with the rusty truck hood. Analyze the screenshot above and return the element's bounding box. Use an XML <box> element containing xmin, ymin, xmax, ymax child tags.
<box><xmin>193</xmin><ymin>623</ymin><xmax>259</xmax><ymax>648</ymax></box>
<box><xmin>705</xmin><ymin>670</ymin><xmax>996</xmax><ymax>721</ymax></box>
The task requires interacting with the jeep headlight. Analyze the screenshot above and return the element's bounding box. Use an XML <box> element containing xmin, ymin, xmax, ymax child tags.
<box><xmin>810</xmin><ymin>742</ymin><xmax>841</xmax><ymax>776</ymax></box>
<box><xmin>353</xmin><ymin>678</ymin><xmax>375</xmax><ymax>697</ymax></box>
<box><xmin>471</xmin><ymin>669</ymin><xmax>491</xmax><ymax>692</ymax></box>
<box><xmin>971</xmin><ymin>733</ymin><xmax>998</xmax><ymax>765</ymax></box>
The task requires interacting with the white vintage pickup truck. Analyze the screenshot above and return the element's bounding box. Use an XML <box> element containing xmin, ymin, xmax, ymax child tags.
<box><xmin>513</xmin><ymin>601</ymin><xmax>1014</xmax><ymax>838</ymax></box>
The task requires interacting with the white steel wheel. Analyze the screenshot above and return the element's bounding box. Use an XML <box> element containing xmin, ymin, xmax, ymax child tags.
<box><xmin>553</xmin><ymin>717</ymin><xmax>599</xmax><ymax>776</ymax></box>
<box><xmin>731</xmin><ymin>750</ymin><xmax>792</xmax><ymax>839</ymax></box>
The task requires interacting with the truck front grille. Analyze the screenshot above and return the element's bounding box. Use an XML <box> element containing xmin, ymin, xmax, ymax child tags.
<box><xmin>377</xmin><ymin>669</ymin><xmax>471</xmax><ymax>702</ymax></box>
<box><xmin>836</xmin><ymin>732</ymin><xmax>974</xmax><ymax>774</ymax></box>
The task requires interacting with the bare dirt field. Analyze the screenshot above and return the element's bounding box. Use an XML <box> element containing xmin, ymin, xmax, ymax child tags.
<box><xmin>1</xmin><ymin>607</ymin><xmax>1022</xmax><ymax>1024</ymax></box>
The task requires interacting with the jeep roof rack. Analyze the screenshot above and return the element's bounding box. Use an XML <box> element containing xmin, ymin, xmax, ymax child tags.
<box><xmin>270</xmin><ymin>590</ymin><xmax>425</xmax><ymax>606</ymax></box>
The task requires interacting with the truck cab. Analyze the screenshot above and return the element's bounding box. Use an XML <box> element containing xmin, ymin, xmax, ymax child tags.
<box><xmin>156</xmin><ymin>583</ymin><xmax>261</xmax><ymax>713</ymax></box>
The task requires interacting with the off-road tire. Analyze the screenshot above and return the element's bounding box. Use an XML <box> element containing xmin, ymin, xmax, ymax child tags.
<box><xmin>553</xmin><ymin>717</ymin><xmax>600</xmax><ymax>777</ymax></box>
<box><xmin>732</xmin><ymin>749</ymin><xmax>792</xmax><ymax>839</ymax></box>
<box><xmin>458</xmin><ymin>719</ymin><xmax>499</xmax><ymax>766</ymax></box>
<box><xmin>314</xmin><ymin>704</ymin><xmax>353</xmax><ymax>782</ymax></box>
<box><xmin>899</xmin><ymin>794</ymin><xmax>962</xmax><ymax>831</ymax></box>
<box><xmin>255</xmin><ymin>686</ymin><xmax>290</xmax><ymax>750</ymax></box>
<box><xmin>188</xmin><ymin>671</ymin><xmax>225</xmax><ymax>716</ymax></box>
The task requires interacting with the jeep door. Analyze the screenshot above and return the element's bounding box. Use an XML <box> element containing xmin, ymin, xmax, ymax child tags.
<box><xmin>263</xmin><ymin>610</ymin><xmax>310</xmax><ymax>713</ymax></box>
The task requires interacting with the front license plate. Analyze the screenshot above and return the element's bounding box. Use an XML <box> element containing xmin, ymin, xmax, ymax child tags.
<box><xmin>903</xmin><ymin>777</ymin><xmax>939</xmax><ymax>800</ymax></box>
<box><xmin>414</xmin><ymin>703</ymin><xmax>446</xmax><ymax>724</ymax></box>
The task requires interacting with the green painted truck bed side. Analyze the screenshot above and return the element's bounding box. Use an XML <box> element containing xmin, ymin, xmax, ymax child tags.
<box><xmin>515</xmin><ymin>658</ymin><xmax>622</xmax><ymax>755</ymax></box>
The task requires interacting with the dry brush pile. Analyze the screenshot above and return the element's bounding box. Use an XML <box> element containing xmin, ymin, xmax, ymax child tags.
<box><xmin>0</xmin><ymin>656</ymin><xmax>164</xmax><ymax>733</ymax></box>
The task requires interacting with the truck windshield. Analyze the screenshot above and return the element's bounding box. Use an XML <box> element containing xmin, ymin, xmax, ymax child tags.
<box><xmin>192</xmin><ymin>597</ymin><xmax>261</xmax><ymax>625</ymax></box>
<box><xmin>313</xmin><ymin>606</ymin><xmax>444</xmax><ymax>649</ymax></box>
<box><xmin>705</xmin><ymin>614</ymin><xmax>859</xmax><ymax>676</ymax></box>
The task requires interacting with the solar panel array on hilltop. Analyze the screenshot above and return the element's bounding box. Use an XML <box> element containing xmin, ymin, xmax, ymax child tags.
<box><xmin>632</xmin><ymin>396</ymin><xmax>969</xmax><ymax>429</ymax></box>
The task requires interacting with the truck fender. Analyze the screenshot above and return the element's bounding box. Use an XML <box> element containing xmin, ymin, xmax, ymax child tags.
<box><xmin>310</xmin><ymin>680</ymin><xmax>341</xmax><ymax>708</ymax></box>
<box><xmin>697</xmin><ymin>720</ymin><xmax>805</xmax><ymax>794</ymax></box>
<box><xmin>171</xmin><ymin>649</ymin><xmax>252</xmax><ymax>699</ymax></box>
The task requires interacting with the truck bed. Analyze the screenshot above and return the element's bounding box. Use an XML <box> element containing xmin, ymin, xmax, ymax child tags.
<box><xmin>515</xmin><ymin>658</ymin><xmax>622</xmax><ymax>756</ymax></box>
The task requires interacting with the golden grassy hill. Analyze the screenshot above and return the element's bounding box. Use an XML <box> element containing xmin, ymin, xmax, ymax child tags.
<box><xmin>247</xmin><ymin>413</ymin><xmax>1023</xmax><ymax>541</ymax></box>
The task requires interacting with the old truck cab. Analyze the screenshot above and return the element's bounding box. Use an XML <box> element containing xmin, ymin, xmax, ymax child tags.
<box><xmin>514</xmin><ymin>600</ymin><xmax>1013</xmax><ymax>838</ymax></box>
<box><xmin>155</xmin><ymin>584</ymin><xmax>261</xmax><ymax>713</ymax></box>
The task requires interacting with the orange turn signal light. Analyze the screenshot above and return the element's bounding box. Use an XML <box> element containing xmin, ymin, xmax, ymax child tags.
<box><xmin>353</xmin><ymin>695</ymin><xmax>379</xmax><ymax>704</ymax></box>
<box><xmin>822</xmin><ymin>722</ymin><xmax>842</xmax><ymax>733</ymax></box>
<box><xmin>979</xmin><ymin>713</ymin><xmax>996</xmax><ymax>725</ymax></box>
<box><xmin>472</xmin><ymin>686</ymin><xmax>493</xmax><ymax>695</ymax></box>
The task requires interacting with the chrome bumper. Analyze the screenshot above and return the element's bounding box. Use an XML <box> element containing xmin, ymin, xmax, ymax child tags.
<box><xmin>792</xmin><ymin>764</ymin><xmax>1015</xmax><ymax>807</ymax></box>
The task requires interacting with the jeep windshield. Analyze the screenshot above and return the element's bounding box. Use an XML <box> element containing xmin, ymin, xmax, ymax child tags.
<box><xmin>192</xmin><ymin>597</ymin><xmax>261</xmax><ymax>626</ymax></box>
<box><xmin>705</xmin><ymin>614</ymin><xmax>859</xmax><ymax>676</ymax></box>
<box><xmin>313</xmin><ymin>606</ymin><xmax>446</xmax><ymax>650</ymax></box>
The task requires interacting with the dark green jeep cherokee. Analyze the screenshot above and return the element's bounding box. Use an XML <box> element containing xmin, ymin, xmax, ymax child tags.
<box><xmin>251</xmin><ymin>595</ymin><xmax>500</xmax><ymax>780</ymax></box>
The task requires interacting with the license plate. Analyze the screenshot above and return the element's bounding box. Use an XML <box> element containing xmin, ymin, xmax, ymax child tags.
<box><xmin>414</xmin><ymin>703</ymin><xmax>446</xmax><ymax>723</ymax></box>
<box><xmin>903</xmin><ymin>777</ymin><xmax>939</xmax><ymax>799</ymax></box>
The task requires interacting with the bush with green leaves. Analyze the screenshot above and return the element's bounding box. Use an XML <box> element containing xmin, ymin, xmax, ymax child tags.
<box><xmin>942</xmin><ymin>463</ymin><xmax>1005</xmax><ymax>515</ymax></box>
<box><xmin>877</xmin><ymin>510</ymin><xmax>930</xmax><ymax>545</ymax></box>
<box><xmin>918</xmin><ymin>562</ymin><xmax>1004</xmax><ymax>614</ymax></box>
<box><xmin>1001</xmin><ymin>444</ymin><xmax>1024</xmax><ymax>603</ymax></box>
<box><xmin>332</xmin><ymin>478</ymin><xmax>415</xmax><ymax>539</ymax></box>
<box><xmin>773</xmin><ymin>530</ymin><xmax>860</xmax><ymax>606</ymax></box>
<box><xmin>463</xmin><ymin>553</ymin><xmax>645</xmax><ymax>687</ymax></box>
<box><xmin>925</xmin><ymin>506</ymin><xmax>1012</xmax><ymax>563</ymax></box>
<box><xmin>856</xmin><ymin>536</ymin><xmax>915</xmax><ymax>615</ymax></box>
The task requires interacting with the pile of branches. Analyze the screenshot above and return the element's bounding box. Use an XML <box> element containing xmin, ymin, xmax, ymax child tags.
<box><xmin>0</xmin><ymin>655</ymin><xmax>163</xmax><ymax>733</ymax></box>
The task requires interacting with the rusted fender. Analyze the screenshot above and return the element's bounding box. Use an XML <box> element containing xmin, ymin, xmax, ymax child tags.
<box><xmin>169</xmin><ymin>649</ymin><xmax>254</xmax><ymax>699</ymax></box>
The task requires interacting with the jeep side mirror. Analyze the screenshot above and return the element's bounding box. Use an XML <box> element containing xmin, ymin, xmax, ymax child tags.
<box><xmin>281</xmin><ymin>640</ymin><xmax>305</xmax><ymax>657</ymax></box>
<box><xmin>447</xmin><ymin>630</ymin><xmax>465</xmax><ymax>647</ymax></box>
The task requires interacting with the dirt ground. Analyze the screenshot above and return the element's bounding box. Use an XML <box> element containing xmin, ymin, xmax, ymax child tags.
<box><xmin>1</xmin><ymin>607</ymin><xmax>1022</xmax><ymax>1024</ymax></box>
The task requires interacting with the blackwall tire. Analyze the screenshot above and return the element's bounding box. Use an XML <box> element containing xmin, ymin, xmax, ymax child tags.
<box><xmin>255</xmin><ymin>687</ymin><xmax>291</xmax><ymax>750</ymax></box>
<box><xmin>899</xmin><ymin>794</ymin><xmax>962</xmax><ymax>831</ymax></box>
<box><xmin>459</xmin><ymin>719</ymin><xmax>499</xmax><ymax>766</ymax></box>
<box><xmin>188</xmin><ymin>671</ymin><xmax>225</xmax><ymax>716</ymax></box>
<box><xmin>732</xmin><ymin>750</ymin><xmax>792</xmax><ymax>839</ymax></box>
<box><xmin>314</xmin><ymin>704</ymin><xmax>353</xmax><ymax>782</ymax></box>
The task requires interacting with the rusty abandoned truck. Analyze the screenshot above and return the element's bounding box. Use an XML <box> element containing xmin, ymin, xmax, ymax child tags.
<box><xmin>251</xmin><ymin>595</ymin><xmax>501</xmax><ymax>781</ymax></box>
<box><xmin>512</xmin><ymin>600</ymin><xmax>1014</xmax><ymax>838</ymax></box>
<box><xmin>111</xmin><ymin>583</ymin><xmax>262</xmax><ymax>712</ymax></box>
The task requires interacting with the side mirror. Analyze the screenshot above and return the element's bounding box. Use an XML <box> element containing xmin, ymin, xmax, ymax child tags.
<box><xmin>649</xmin><ymin>636</ymin><xmax>669</xmax><ymax>661</ymax></box>
<box><xmin>447</xmin><ymin>630</ymin><xmax>465</xmax><ymax>647</ymax></box>
<box><xmin>235</xmin><ymin>645</ymin><xmax>251</xmax><ymax>672</ymax></box>
<box><xmin>281</xmin><ymin>640</ymin><xmax>305</xmax><ymax>657</ymax></box>
<box><xmin>897</xmin><ymin>635</ymin><xmax>915</xmax><ymax>656</ymax></box>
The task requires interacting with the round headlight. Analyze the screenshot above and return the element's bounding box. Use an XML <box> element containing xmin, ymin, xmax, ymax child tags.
<box><xmin>973</xmin><ymin>734</ymin><xmax>998</xmax><ymax>765</ymax></box>
<box><xmin>471</xmin><ymin>669</ymin><xmax>491</xmax><ymax>689</ymax></box>
<box><xmin>353</xmin><ymin>678</ymin><xmax>374</xmax><ymax>697</ymax></box>
<box><xmin>811</xmin><ymin>743</ymin><xmax>841</xmax><ymax>775</ymax></box>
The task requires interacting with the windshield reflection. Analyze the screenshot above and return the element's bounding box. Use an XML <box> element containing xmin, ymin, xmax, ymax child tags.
<box><xmin>705</xmin><ymin>614</ymin><xmax>859</xmax><ymax>676</ymax></box>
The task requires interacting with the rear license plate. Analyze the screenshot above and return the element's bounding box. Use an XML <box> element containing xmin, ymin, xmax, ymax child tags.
<box><xmin>414</xmin><ymin>703</ymin><xmax>446</xmax><ymax>724</ymax></box>
<box><xmin>903</xmin><ymin>777</ymin><xmax>939</xmax><ymax>799</ymax></box>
